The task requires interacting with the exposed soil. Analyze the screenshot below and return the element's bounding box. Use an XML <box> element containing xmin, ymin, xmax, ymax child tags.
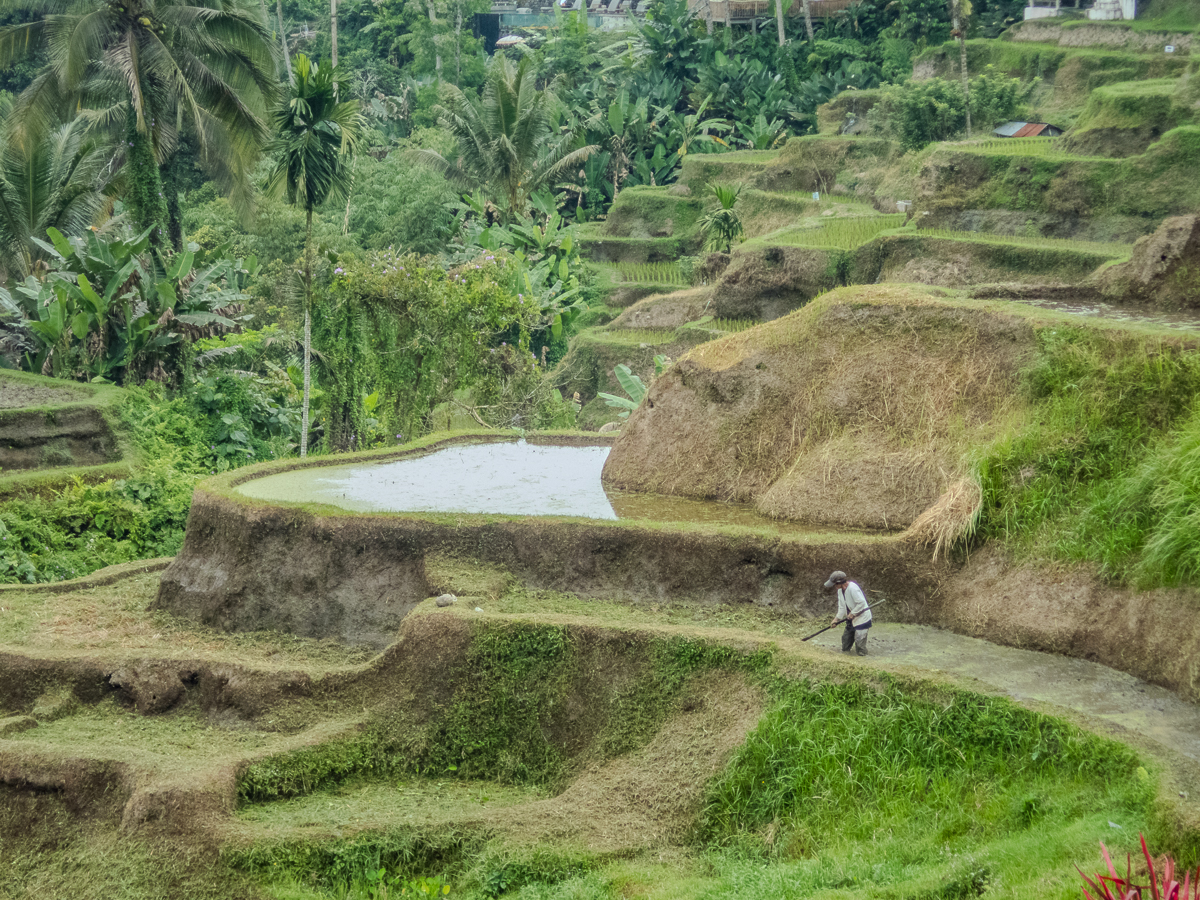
<box><xmin>805</xmin><ymin>623</ymin><xmax>1200</xmax><ymax>764</ymax></box>
<box><xmin>0</xmin><ymin>406</ymin><xmax>121</xmax><ymax>471</ymax></box>
<box><xmin>611</xmin><ymin>287</ymin><xmax>714</xmax><ymax>329</ymax></box>
<box><xmin>710</xmin><ymin>245</ymin><xmax>835</xmax><ymax>320</ymax></box>
<box><xmin>1097</xmin><ymin>215</ymin><xmax>1200</xmax><ymax>309</ymax></box>
<box><xmin>928</xmin><ymin>546</ymin><xmax>1200</xmax><ymax>704</ymax></box>
<box><xmin>604</xmin><ymin>287</ymin><xmax>1032</xmax><ymax>531</ymax></box>
<box><xmin>4</xmin><ymin>561</ymin><xmax>1200</xmax><ymax>865</ymax></box>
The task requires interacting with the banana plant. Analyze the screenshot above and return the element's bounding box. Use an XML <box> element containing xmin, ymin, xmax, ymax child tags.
<box><xmin>598</xmin><ymin>355</ymin><xmax>669</xmax><ymax>417</ymax></box>
<box><xmin>454</xmin><ymin>196</ymin><xmax>587</xmax><ymax>340</ymax></box>
<box><xmin>12</xmin><ymin>226</ymin><xmax>253</xmax><ymax>383</ymax></box>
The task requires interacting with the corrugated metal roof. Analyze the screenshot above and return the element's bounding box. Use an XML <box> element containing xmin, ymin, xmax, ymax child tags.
<box><xmin>1014</xmin><ymin>122</ymin><xmax>1048</xmax><ymax>137</ymax></box>
<box><xmin>993</xmin><ymin>121</ymin><xmax>1027</xmax><ymax>137</ymax></box>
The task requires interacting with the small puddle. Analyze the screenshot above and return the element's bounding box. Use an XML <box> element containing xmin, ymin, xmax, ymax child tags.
<box><xmin>236</xmin><ymin>441</ymin><xmax>819</xmax><ymax>532</ymax></box>
<box><xmin>1010</xmin><ymin>297</ymin><xmax>1200</xmax><ymax>332</ymax></box>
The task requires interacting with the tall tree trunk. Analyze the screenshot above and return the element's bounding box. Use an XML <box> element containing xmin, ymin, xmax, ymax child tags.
<box><xmin>125</xmin><ymin>104</ymin><xmax>169</xmax><ymax>249</ymax></box>
<box><xmin>952</xmin><ymin>0</ymin><xmax>971</xmax><ymax>138</ymax></box>
<box><xmin>301</xmin><ymin>207</ymin><xmax>313</xmax><ymax>458</ymax></box>
<box><xmin>427</xmin><ymin>0</ymin><xmax>442</xmax><ymax>77</ymax></box>
<box><xmin>330</xmin><ymin>0</ymin><xmax>338</xmax><ymax>66</ymax></box>
<box><xmin>277</xmin><ymin>0</ymin><xmax>293</xmax><ymax>84</ymax></box>
<box><xmin>775</xmin><ymin>0</ymin><xmax>785</xmax><ymax>47</ymax></box>
<box><xmin>342</xmin><ymin>159</ymin><xmax>355</xmax><ymax>235</ymax></box>
<box><xmin>454</xmin><ymin>0</ymin><xmax>462</xmax><ymax>85</ymax></box>
<box><xmin>162</xmin><ymin>154</ymin><xmax>183</xmax><ymax>252</ymax></box>
<box><xmin>801</xmin><ymin>0</ymin><xmax>812</xmax><ymax>40</ymax></box>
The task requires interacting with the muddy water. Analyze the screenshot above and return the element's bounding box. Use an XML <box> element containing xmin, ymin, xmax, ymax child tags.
<box><xmin>1011</xmin><ymin>296</ymin><xmax>1200</xmax><ymax>332</ymax></box>
<box><xmin>236</xmin><ymin>441</ymin><xmax>812</xmax><ymax>531</ymax></box>
<box><xmin>809</xmin><ymin>624</ymin><xmax>1200</xmax><ymax>762</ymax></box>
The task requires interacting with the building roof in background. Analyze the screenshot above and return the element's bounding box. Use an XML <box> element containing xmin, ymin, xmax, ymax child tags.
<box><xmin>993</xmin><ymin>121</ymin><xmax>1062</xmax><ymax>137</ymax></box>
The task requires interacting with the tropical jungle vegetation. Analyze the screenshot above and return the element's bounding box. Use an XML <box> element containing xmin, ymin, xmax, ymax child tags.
<box><xmin>0</xmin><ymin>0</ymin><xmax>1032</xmax><ymax>584</ymax></box>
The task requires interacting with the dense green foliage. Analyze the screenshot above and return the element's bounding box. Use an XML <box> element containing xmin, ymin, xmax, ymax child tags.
<box><xmin>317</xmin><ymin>250</ymin><xmax>572</xmax><ymax>446</ymax></box>
<box><xmin>0</xmin><ymin>378</ymin><xmax>297</xmax><ymax>582</ymax></box>
<box><xmin>4</xmin><ymin>227</ymin><xmax>255</xmax><ymax>383</ymax></box>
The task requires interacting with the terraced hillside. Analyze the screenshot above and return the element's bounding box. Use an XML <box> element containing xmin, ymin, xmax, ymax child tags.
<box><xmin>0</xmin><ymin>369</ymin><xmax>131</xmax><ymax>492</ymax></box>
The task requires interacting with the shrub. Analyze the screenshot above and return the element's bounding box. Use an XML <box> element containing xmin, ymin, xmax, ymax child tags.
<box><xmin>872</xmin><ymin>66</ymin><xmax>1035</xmax><ymax>150</ymax></box>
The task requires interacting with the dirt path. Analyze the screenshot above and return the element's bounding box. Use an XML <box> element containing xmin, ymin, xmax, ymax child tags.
<box><xmin>804</xmin><ymin>623</ymin><xmax>1200</xmax><ymax>762</ymax></box>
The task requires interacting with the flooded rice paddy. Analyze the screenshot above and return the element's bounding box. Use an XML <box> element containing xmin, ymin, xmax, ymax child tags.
<box><xmin>1010</xmin><ymin>296</ymin><xmax>1200</xmax><ymax>331</ymax></box>
<box><xmin>237</xmin><ymin>441</ymin><xmax>812</xmax><ymax>531</ymax></box>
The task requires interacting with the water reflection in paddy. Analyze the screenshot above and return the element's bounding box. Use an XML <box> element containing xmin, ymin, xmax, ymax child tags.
<box><xmin>1006</xmin><ymin>296</ymin><xmax>1200</xmax><ymax>332</ymax></box>
<box><xmin>236</xmin><ymin>441</ymin><xmax>809</xmax><ymax>532</ymax></box>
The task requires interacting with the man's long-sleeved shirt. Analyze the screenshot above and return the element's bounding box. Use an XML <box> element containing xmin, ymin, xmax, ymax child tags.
<box><xmin>836</xmin><ymin>581</ymin><xmax>872</xmax><ymax>626</ymax></box>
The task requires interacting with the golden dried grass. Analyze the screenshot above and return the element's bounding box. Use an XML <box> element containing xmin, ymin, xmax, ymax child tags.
<box><xmin>904</xmin><ymin>477</ymin><xmax>983</xmax><ymax>561</ymax></box>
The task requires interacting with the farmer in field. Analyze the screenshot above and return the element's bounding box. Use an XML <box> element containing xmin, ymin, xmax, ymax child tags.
<box><xmin>825</xmin><ymin>570</ymin><xmax>872</xmax><ymax>656</ymax></box>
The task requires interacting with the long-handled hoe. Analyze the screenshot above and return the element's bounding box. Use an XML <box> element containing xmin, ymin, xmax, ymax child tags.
<box><xmin>801</xmin><ymin>599</ymin><xmax>888</xmax><ymax>642</ymax></box>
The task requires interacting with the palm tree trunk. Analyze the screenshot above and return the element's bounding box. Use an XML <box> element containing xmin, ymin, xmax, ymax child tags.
<box><xmin>277</xmin><ymin>0</ymin><xmax>293</xmax><ymax>84</ymax></box>
<box><xmin>455</xmin><ymin>0</ymin><xmax>463</xmax><ymax>85</ymax></box>
<box><xmin>427</xmin><ymin>0</ymin><xmax>442</xmax><ymax>77</ymax></box>
<box><xmin>775</xmin><ymin>0</ymin><xmax>785</xmax><ymax>47</ymax></box>
<box><xmin>301</xmin><ymin>207</ymin><xmax>312</xmax><ymax>458</ymax></box>
<box><xmin>952</xmin><ymin>0</ymin><xmax>970</xmax><ymax>138</ymax></box>
<box><xmin>801</xmin><ymin>0</ymin><xmax>812</xmax><ymax>40</ymax></box>
<box><xmin>330</xmin><ymin>0</ymin><xmax>338</xmax><ymax>67</ymax></box>
<box><xmin>342</xmin><ymin>159</ymin><xmax>355</xmax><ymax>235</ymax></box>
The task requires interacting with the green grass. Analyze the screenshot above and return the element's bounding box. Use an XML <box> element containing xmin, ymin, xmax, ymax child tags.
<box><xmin>915</xmin><ymin>228</ymin><xmax>1132</xmax><ymax>258</ymax></box>
<box><xmin>235</xmin><ymin>672</ymin><xmax>1168</xmax><ymax>900</ymax></box>
<box><xmin>976</xmin><ymin>325</ymin><xmax>1200</xmax><ymax>588</ymax></box>
<box><xmin>702</xmin><ymin>679</ymin><xmax>1142</xmax><ymax>844</ymax></box>
<box><xmin>611</xmin><ymin>262</ymin><xmax>689</xmax><ymax>286</ymax></box>
<box><xmin>3</xmin><ymin>698</ymin><xmax>284</xmax><ymax>764</ymax></box>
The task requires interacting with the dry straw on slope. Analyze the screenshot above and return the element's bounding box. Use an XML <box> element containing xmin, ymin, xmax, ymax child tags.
<box><xmin>904</xmin><ymin>477</ymin><xmax>983</xmax><ymax>561</ymax></box>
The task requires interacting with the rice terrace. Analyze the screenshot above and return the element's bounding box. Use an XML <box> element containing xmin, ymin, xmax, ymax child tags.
<box><xmin>3</xmin><ymin>0</ymin><xmax>1200</xmax><ymax>897</ymax></box>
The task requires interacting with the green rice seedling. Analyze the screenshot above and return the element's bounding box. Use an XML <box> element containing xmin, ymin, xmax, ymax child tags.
<box><xmin>612</xmin><ymin>262</ymin><xmax>688</xmax><ymax>286</ymax></box>
<box><xmin>961</xmin><ymin>137</ymin><xmax>1064</xmax><ymax>157</ymax></box>
<box><xmin>774</xmin><ymin>215</ymin><xmax>906</xmax><ymax>251</ymax></box>
<box><xmin>711</xmin><ymin>319</ymin><xmax>757</xmax><ymax>334</ymax></box>
<box><xmin>603</xmin><ymin>328</ymin><xmax>676</xmax><ymax>344</ymax></box>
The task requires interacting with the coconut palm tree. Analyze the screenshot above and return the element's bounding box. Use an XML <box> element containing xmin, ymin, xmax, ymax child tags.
<box><xmin>0</xmin><ymin>0</ymin><xmax>280</xmax><ymax>246</ymax></box>
<box><xmin>0</xmin><ymin>114</ymin><xmax>115</xmax><ymax>281</ymax></box>
<box><xmin>416</xmin><ymin>55</ymin><xmax>596</xmax><ymax>220</ymax></box>
<box><xmin>264</xmin><ymin>54</ymin><xmax>363</xmax><ymax>458</ymax></box>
